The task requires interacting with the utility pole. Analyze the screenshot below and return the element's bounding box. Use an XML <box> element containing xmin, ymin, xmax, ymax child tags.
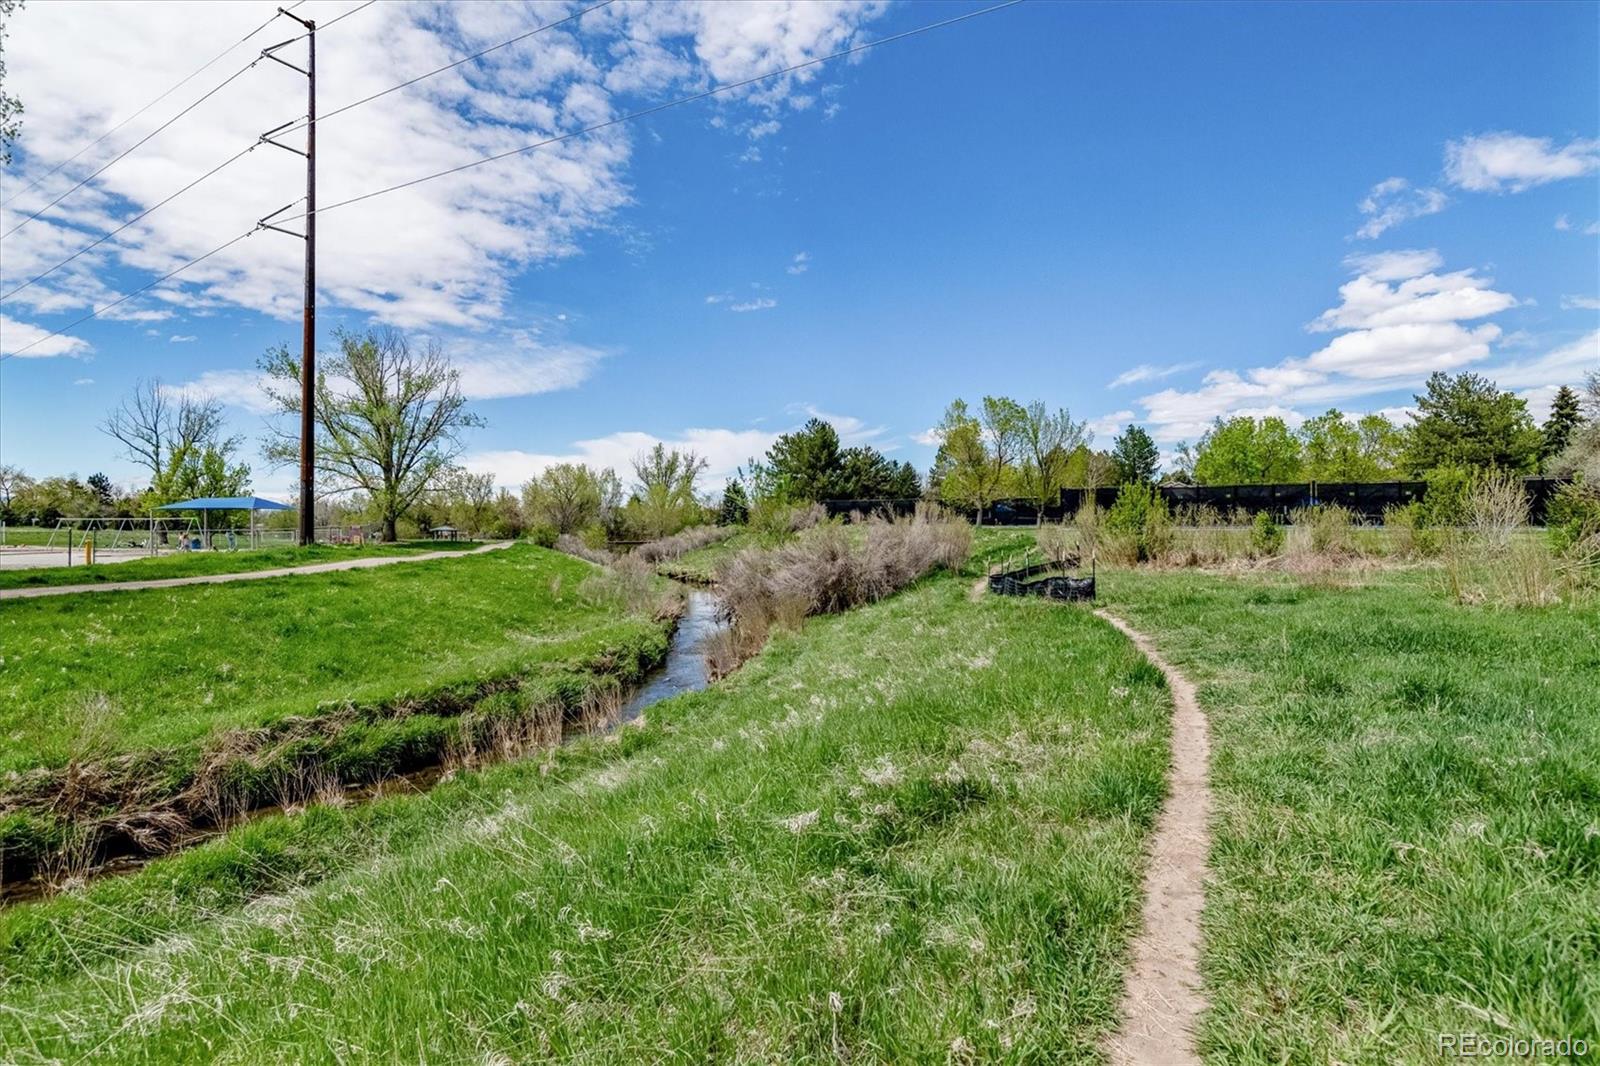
<box><xmin>258</xmin><ymin>9</ymin><xmax>316</xmax><ymax>546</ymax></box>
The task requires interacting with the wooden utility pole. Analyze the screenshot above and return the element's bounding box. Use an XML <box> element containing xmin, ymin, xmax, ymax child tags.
<box><xmin>259</xmin><ymin>9</ymin><xmax>317</xmax><ymax>545</ymax></box>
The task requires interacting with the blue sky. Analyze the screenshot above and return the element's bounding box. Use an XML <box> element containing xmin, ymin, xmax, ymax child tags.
<box><xmin>2</xmin><ymin>0</ymin><xmax>1597</xmax><ymax>496</ymax></box>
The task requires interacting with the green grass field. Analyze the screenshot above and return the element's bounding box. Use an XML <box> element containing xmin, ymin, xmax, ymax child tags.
<box><xmin>0</xmin><ymin>559</ymin><xmax>1171</xmax><ymax>1063</ymax></box>
<box><xmin>0</xmin><ymin>544</ymin><xmax>668</xmax><ymax>774</ymax></box>
<box><xmin>0</xmin><ymin>539</ymin><xmax>482</xmax><ymax>591</ymax></box>
<box><xmin>1098</xmin><ymin>566</ymin><xmax>1600</xmax><ymax>1061</ymax></box>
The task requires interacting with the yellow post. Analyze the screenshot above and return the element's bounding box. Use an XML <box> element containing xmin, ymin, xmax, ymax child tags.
<box><xmin>83</xmin><ymin>535</ymin><xmax>95</xmax><ymax>566</ymax></box>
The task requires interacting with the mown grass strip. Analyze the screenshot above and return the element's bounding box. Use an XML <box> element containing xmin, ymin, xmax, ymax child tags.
<box><xmin>0</xmin><ymin>540</ymin><xmax>483</xmax><ymax>591</ymax></box>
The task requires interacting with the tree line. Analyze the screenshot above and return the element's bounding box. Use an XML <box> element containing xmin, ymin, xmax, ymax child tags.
<box><xmin>5</xmin><ymin>323</ymin><xmax>1593</xmax><ymax>542</ymax></box>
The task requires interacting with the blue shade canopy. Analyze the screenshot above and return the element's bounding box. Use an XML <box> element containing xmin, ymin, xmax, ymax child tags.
<box><xmin>156</xmin><ymin>497</ymin><xmax>292</xmax><ymax>511</ymax></box>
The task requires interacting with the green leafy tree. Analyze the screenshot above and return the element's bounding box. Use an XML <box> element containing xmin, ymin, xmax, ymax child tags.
<box><xmin>1298</xmin><ymin>409</ymin><xmax>1403</xmax><ymax>482</ymax></box>
<box><xmin>152</xmin><ymin>442</ymin><xmax>251</xmax><ymax>527</ymax></box>
<box><xmin>717</xmin><ymin>478</ymin><xmax>750</xmax><ymax>525</ymax></box>
<box><xmin>1110</xmin><ymin>425</ymin><xmax>1160</xmax><ymax>485</ymax></box>
<box><xmin>628</xmin><ymin>444</ymin><xmax>707</xmax><ymax>538</ymax></box>
<box><xmin>434</xmin><ymin>467</ymin><xmax>497</xmax><ymax>536</ymax></box>
<box><xmin>1017</xmin><ymin>401</ymin><xmax>1088</xmax><ymax>521</ymax></box>
<box><xmin>0</xmin><ymin>0</ymin><xmax>24</xmax><ymax>166</ymax></box>
<box><xmin>521</xmin><ymin>463</ymin><xmax>615</xmax><ymax>534</ymax></box>
<box><xmin>1190</xmin><ymin>416</ymin><xmax>1303</xmax><ymax>484</ymax></box>
<box><xmin>934</xmin><ymin>400</ymin><xmax>995</xmax><ymax>520</ymax></box>
<box><xmin>1403</xmin><ymin>371</ymin><xmax>1542</xmax><ymax>475</ymax></box>
<box><xmin>1541</xmin><ymin>385</ymin><xmax>1583</xmax><ymax>468</ymax></box>
<box><xmin>261</xmin><ymin>327</ymin><xmax>484</xmax><ymax>542</ymax></box>
<box><xmin>12</xmin><ymin>476</ymin><xmax>100</xmax><ymax>524</ymax></box>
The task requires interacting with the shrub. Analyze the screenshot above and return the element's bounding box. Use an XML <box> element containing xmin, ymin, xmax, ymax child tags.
<box><xmin>1464</xmin><ymin>469</ymin><xmax>1529</xmax><ymax>553</ymax></box>
<box><xmin>1289</xmin><ymin>505</ymin><xmax>1356</xmax><ymax>558</ymax></box>
<box><xmin>526</xmin><ymin>523</ymin><xmax>559</xmax><ymax>549</ymax></box>
<box><xmin>1383</xmin><ymin>502</ymin><xmax>1438</xmax><ymax>557</ymax></box>
<box><xmin>1103</xmin><ymin>483</ymin><xmax>1172</xmax><ymax>563</ymax></box>
<box><xmin>1546</xmin><ymin>482</ymin><xmax>1600</xmax><ymax>557</ymax></box>
<box><xmin>748</xmin><ymin>498</ymin><xmax>826</xmax><ymax>538</ymax></box>
<box><xmin>578</xmin><ymin>555</ymin><xmax>675</xmax><ymax>618</ymax></box>
<box><xmin>1249</xmin><ymin>511</ymin><xmax>1284</xmax><ymax>557</ymax></box>
<box><xmin>1420</xmin><ymin>464</ymin><xmax>1473</xmax><ymax>528</ymax></box>
<box><xmin>1037</xmin><ymin>522</ymin><xmax>1077</xmax><ymax>568</ymax></box>
<box><xmin>1071</xmin><ymin>502</ymin><xmax>1102</xmax><ymax>565</ymax></box>
<box><xmin>554</xmin><ymin>534</ymin><xmax>614</xmax><ymax>566</ymax></box>
<box><xmin>631</xmin><ymin>524</ymin><xmax>734</xmax><ymax>565</ymax></box>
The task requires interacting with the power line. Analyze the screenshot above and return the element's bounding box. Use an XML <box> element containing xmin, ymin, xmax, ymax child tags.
<box><xmin>0</xmin><ymin>2</ymin><xmax>304</xmax><ymax>207</ymax></box>
<box><xmin>0</xmin><ymin>0</ymin><xmax>382</xmax><ymax>241</ymax></box>
<box><xmin>1</xmin><ymin>0</ymin><xmax>1026</xmax><ymax>361</ymax></box>
<box><xmin>0</xmin><ymin>59</ymin><xmax>268</xmax><ymax>240</ymax></box>
<box><xmin>1</xmin><ymin>229</ymin><xmax>258</xmax><ymax>360</ymax></box>
<box><xmin>321</xmin><ymin>0</ymin><xmax>381</xmax><ymax>30</ymax></box>
<box><xmin>3</xmin><ymin>0</ymin><xmax>600</xmax><ymax>304</ymax></box>
<box><xmin>1</xmin><ymin>144</ymin><xmax>260</xmax><ymax>301</ymax></box>
<box><xmin>281</xmin><ymin>0</ymin><xmax>613</xmax><ymax>135</ymax></box>
<box><xmin>305</xmin><ymin>0</ymin><xmax>1027</xmax><ymax>219</ymax></box>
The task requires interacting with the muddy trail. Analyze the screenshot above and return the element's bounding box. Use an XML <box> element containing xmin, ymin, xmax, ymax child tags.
<box><xmin>1</xmin><ymin>590</ymin><xmax>727</xmax><ymax>905</ymax></box>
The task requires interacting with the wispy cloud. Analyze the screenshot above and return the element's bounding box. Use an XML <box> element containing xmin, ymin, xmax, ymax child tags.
<box><xmin>1108</xmin><ymin>362</ymin><xmax>1199</xmax><ymax>389</ymax></box>
<box><xmin>787</xmin><ymin>252</ymin><xmax>810</xmax><ymax>275</ymax></box>
<box><xmin>789</xmin><ymin>403</ymin><xmax>886</xmax><ymax>446</ymax></box>
<box><xmin>1353</xmin><ymin>177</ymin><xmax>1447</xmax><ymax>239</ymax></box>
<box><xmin>169</xmin><ymin>334</ymin><xmax>197</xmax><ymax>343</ymax></box>
<box><xmin>1562</xmin><ymin>295</ymin><xmax>1600</xmax><ymax>311</ymax></box>
<box><xmin>729</xmin><ymin>297</ymin><xmax>777</xmax><ymax>313</ymax></box>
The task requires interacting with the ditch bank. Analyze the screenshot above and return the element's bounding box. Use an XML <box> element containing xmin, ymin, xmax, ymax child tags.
<box><xmin>1</xmin><ymin>595</ymin><xmax>727</xmax><ymax>903</ymax></box>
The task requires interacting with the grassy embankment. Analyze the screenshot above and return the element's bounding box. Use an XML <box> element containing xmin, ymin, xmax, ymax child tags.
<box><xmin>0</xmin><ymin>540</ymin><xmax>482</xmax><ymax>592</ymax></box>
<box><xmin>0</xmin><ymin>550</ymin><xmax>1170</xmax><ymax>1063</ymax></box>
<box><xmin>0</xmin><ymin>545</ymin><xmax>671</xmax><ymax>880</ymax></box>
<box><xmin>654</xmin><ymin>529</ymin><xmax>758</xmax><ymax>583</ymax></box>
<box><xmin>1097</xmin><ymin>565</ymin><xmax>1600</xmax><ymax>1061</ymax></box>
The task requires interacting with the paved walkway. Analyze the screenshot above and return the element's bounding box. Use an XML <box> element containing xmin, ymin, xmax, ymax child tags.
<box><xmin>1</xmin><ymin>541</ymin><xmax>513</xmax><ymax>601</ymax></box>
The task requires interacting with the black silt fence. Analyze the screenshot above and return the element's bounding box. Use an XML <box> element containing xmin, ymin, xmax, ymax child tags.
<box><xmin>820</xmin><ymin>499</ymin><xmax>920</xmax><ymax>519</ymax></box>
<box><xmin>987</xmin><ymin>560</ymin><xmax>1095</xmax><ymax>601</ymax></box>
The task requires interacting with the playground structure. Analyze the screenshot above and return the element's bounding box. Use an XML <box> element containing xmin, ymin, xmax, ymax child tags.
<box><xmin>0</xmin><ymin>516</ymin><xmax>201</xmax><ymax>570</ymax></box>
<box><xmin>0</xmin><ymin>498</ymin><xmax>374</xmax><ymax>570</ymax></box>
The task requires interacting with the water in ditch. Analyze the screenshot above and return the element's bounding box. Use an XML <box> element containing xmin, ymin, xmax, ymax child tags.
<box><xmin>618</xmin><ymin>588</ymin><xmax>725</xmax><ymax>723</ymax></box>
<box><xmin>2</xmin><ymin>586</ymin><xmax>727</xmax><ymax>905</ymax></box>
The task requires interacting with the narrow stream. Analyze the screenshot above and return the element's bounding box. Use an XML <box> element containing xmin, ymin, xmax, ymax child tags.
<box><xmin>2</xmin><ymin>586</ymin><xmax>727</xmax><ymax>905</ymax></box>
<box><xmin>618</xmin><ymin>589</ymin><xmax>725</xmax><ymax>722</ymax></box>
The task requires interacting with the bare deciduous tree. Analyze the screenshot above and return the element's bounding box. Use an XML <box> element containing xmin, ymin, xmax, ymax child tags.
<box><xmin>261</xmin><ymin>327</ymin><xmax>484</xmax><ymax>542</ymax></box>
<box><xmin>101</xmin><ymin>379</ymin><xmax>229</xmax><ymax>488</ymax></box>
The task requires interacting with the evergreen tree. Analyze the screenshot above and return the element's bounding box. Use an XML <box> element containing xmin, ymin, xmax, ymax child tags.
<box><xmin>1541</xmin><ymin>385</ymin><xmax>1583</xmax><ymax>467</ymax></box>
<box><xmin>1403</xmin><ymin>371</ymin><xmax>1542</xmax><ymax>475</ymax></box>
<box><xmin>1110</xmin><ymin>425</ymin><xmax>1160</xmax><ymax>485</ymax></box>
<box><xmin>717</xmin><ymin>479</ymin><xmax>750</xmax><ymax>525</ymax></box>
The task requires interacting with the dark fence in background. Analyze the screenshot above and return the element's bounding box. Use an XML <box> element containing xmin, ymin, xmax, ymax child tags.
<box><xmin>824</xmin><ymin>477</ymin><xmax>1570</xmax><ymax>526</ymax></box>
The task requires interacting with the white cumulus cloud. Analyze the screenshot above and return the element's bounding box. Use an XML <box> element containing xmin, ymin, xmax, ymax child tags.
<box><xmin>1444</xmin><ymin>132</ymin><xmax>1600</xmax><ymax>193</ymax></box>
